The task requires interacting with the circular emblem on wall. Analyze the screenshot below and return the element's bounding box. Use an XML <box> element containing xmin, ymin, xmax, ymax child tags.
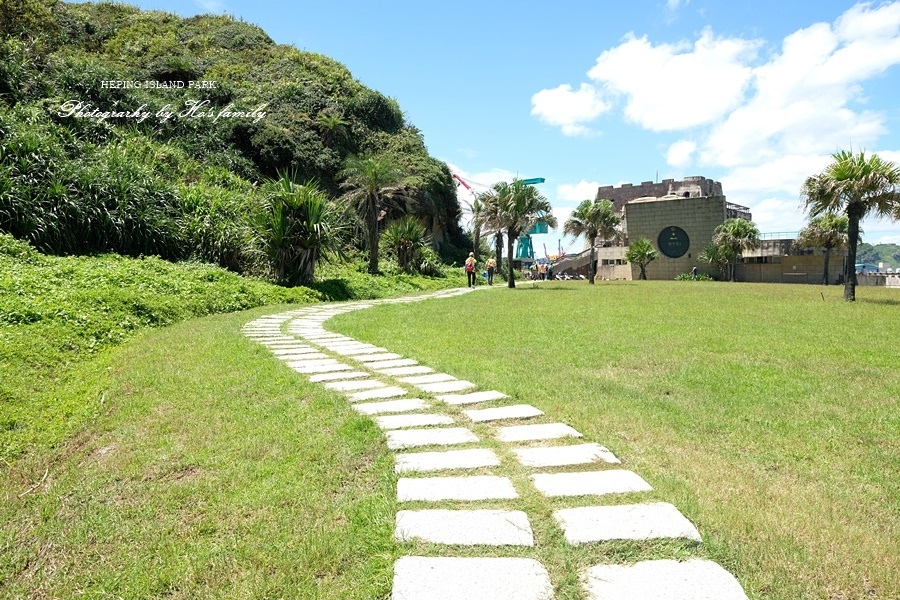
<box><xmin>657</xmin><ymin>226</ymin><xmax>689</xmax><ymax>258</ymax></box>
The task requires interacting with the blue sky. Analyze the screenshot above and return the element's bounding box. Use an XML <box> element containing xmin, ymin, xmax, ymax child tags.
<box><xmin>126</xmin><ymin>0</ymin><xmax>900</xmax><ymax>253</ymax></box>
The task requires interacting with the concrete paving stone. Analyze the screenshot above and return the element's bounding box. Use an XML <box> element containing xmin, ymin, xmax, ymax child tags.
<box><xmin>348</xmin><ymin>386</ymin><xmax>408</xmax><ymax>401</ymax></box>
<box><xmin>284</xmin><ymin>357</ymin><xmax>335</xmax><ymax>368</ymax></box>
<box><xmin>375</xmin><ymin>414</ymin><xmax>455</xmax><ymax>430</ymax></box>
<box><xmin>582</xmin><ymin>559</ymin><xmax>749</xmax><ymax>600</ymax></box>
<box><xmin>391</xmin><ymin>555</ymin><xmax>553</xmax><ymax>600</ymax></box>
<box><xmin>280</xmin><ymin>352</ymin><xmax>329</xmax><ymax>362</ymax></box>
<box><xmin>513</xmin><ymin>443</ymin><xmax>621</xmax><ymax>467</ymax></box>
<box><xmin>394</xmin><ymin>448</ymin><xmax>501</xmax><ymax>473</ymax></box>
<box><xmin>464</xmin><ymin>404</ymin><xmax>544</xmax><ymax>423</ymax></box>
<box><xmin>497</xmin><ymin>423</ymin><xmax>583</xmax><ymax>442</ymax></box>
<box><xmin>438</xmin><ymin>390</ymin><xmax>509</xmax><ymax>405</ymax></box>
<box><xmin>379</xmin><ymin>366</ymin><xmax>434</xmax><ymax>376</ymax></box>
<box><xmin>324</xmin><ymin>379</ymin><xmax>386</xmax><ymax>392</ymax></box>
<box><xmin>416</xmin><ymin>380</ymin><xmax>476</xmax><ymax>393</ymax></box>
<box><xmin>330</xmin><ymin>346</ymin><xmax>385</xmax><ymax>355</ymax></box>
<box><xmin>368</xmin><ymin>358</ymin><xmax>419</xmax><ymax>369</ymax></box>
<box><xmin>397</xmin><ymin>475</ymin><xmax>517</xmax><ymax>501</ymax></box>
<box><xmin>395</xmin><ymin>509</ymin><xmax>534</xmax><ymax>546</ymax></box>
<box><xmin>309</xmin><ymin>371</ymin><xmax>369</xmax><ymax>382</ymax></box>
<box><xmin>554</xmin><ymin>502</ymin><xmax>702</xmax><ymax>544</ymax></box>
<box><xmin>290</xmin><ymin>363</ymin><xmax>352</xmax><ymax>374</ymax></box>
<box><xmin>397</xmin><ymin>373</ymin><xmax>457</xmax><ymax>385</ymax></box>
<box><xmin>531</xmin><ymin>470</ymin><xmax>652</xmax><ymax>497</ymax></box>
<box><xmin>246</xmin><ymin>335</ymin><xmax>292</xmax><ymax>340</ymax></box>
<box><xmin>354</xmin><ymin>399</ymin><xmax>430</xmax><ymax>415</ymax></box>
<box><xmin>387</xmin><ymin>427</ymin><xmax>479</xmax><ymax>450</ymax></box>
<box><xmin>354</xmin><ymin>352</ymin><xmax>403</xmax><ymax>362</ymax></box>
<box><xmin>270</xmin><ymin>347</ymin><xmax>316</xmax><ymax>355</ymax></box>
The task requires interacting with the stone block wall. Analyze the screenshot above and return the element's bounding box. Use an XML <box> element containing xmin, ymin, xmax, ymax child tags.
<box><xmin>596</xmin><ymin>176</ymin><xmax>724</xmax><ymax>212</ymax></box>
<box><xmin>624</xmin><ymin>195</ymin><xmax>727</xmax><ymax>280</ymax></box>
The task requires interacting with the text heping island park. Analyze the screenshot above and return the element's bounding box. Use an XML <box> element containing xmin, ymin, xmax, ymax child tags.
<box><xmin>56</xmin><ymin>99</ymin><xmax>268</xmax><ymax>124</ymax></box>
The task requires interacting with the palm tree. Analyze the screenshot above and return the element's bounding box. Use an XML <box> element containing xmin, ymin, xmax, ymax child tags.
<box><xmin>563</xmin><ymin>198</ymin><xmax>621</xmax><ymax>284</ymax></box>
<box><xmin>795</xmin><ymin>212</ymin><xmax>850</xmax><ymax>285</ymax></box>
<box><xmin>382</xmin><ymin>216</ymin><xmax>430</xmax><ymax>272</ymax></box>
<box><xmin>316</xmin><ymin>111</ymin><xmax>349</xmax><ymax>148</ymax></box>
<box><xmin>801</xmin><ymin>150</ymin><xmax>900</xmax><ymax>301</ymax></box>
<box><xmin>339</xmin><ymin>154</ymin><xmax>404</xmax><ymax>274</ymax></box>
<box><xmin>698</xmin><ymin>242</ymin><xmax>733</xmax><ymax>281</ymax></box>
<box><xmin>624</xmin><ymin>237</ymin><xmax>658</xmax><ymax>280</ymax></box>
<box><xmin>255</xmin><ymin>174</ymin><xmax>345</xmax><ymax>286</ymax></box>
<box><xmin>712</xmin><ymin>218</ymin><xmax>760</xmax><ymax>281</ymax></box>
<box><xmin>474</xmin><ymin>189</ymin><xmax>504</xmax><ymax>277</ymax></box>
<box><xmin>490</xmin><ymin>178</ymin><xmax>557</xmax><ymax>288</ymax></box>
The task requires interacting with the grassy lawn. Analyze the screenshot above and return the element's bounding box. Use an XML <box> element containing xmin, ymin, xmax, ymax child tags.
<box><xmin>330</xmin><ymin>281</ymin><xmax>899</xmax><ymax>600</ymax></box>
<box><xmin>2</xmin><ymin>280</ymin><xmax>896</xmax><ymax>599</ymax></box>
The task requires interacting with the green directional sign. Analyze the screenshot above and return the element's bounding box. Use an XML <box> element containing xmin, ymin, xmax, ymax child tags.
<box><xmin>522</xmin><ymin>177</ymin><xmax>545</xmax><ymax>185</ymax></box>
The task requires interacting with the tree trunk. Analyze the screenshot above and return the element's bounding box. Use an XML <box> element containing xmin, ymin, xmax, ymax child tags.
<box><xmin>639</xmin><ymin>264</ymin><xmax>647</xmax><ymax>280</ymax></box>
<box><xmin>589</xmin><ymin>246</ymin><xmax>595</xmax><ymax>284</ymax></box>
<box><xmin>506</xmin><ymin>230</ymin><xmax>516</xmax><ymax>288</ymax></box>
<box><xmin>823</xmin><ymin>246</ymin><xmax>831</xmax><ymax>285</ymax></box>
<box><xmin>367</xmin><ymin>195</ymin><xmax>379</xmax><ymax>274</ymax></box>
<box><xmin>473</xmin><ymin>228</ymin><xmax>480</xmax><ymax>261</ymax></box>
<box><xmin>844</xmin><ymin>204</ymin><xmax>862</xmax><ymax>301</ymax></box>
<box><xmin>495</xmin><ymin>231</ymin><xmax>503</xmax><ymax>276</ymax></box>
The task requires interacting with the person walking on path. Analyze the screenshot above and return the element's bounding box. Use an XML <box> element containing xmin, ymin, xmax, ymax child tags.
<box><xmin>465</xmin><ymin>252</ymin><xmax>477</xmax><ymax>288</ymax></box>
<box><xmin>486</xmin><ymin>257</ymin><xmax>496</xmax><ymax>286</ymax></box>
<box><xmin>691</xmin><ymin>265</ymin><xmax>698</xmax><ymax>280</ymax></box>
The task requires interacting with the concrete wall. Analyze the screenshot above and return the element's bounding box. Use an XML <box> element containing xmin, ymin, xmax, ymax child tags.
<box><xmin>597</xmin><ymin>176</ymin><xmax>723</xmax><ymax>212</ymax></box>
<box><xmin>624</xmin><ymin>195</ymin><xmax>727</xmax><ymax>280</ymax></box>
<box><xmin>735</xmin><ymin>255</ymin><xmax>844</xmax><ymax>284</ymax></box>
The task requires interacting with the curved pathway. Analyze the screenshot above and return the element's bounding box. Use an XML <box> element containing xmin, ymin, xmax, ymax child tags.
<box><xmin>242</xmin><ymin>288</ymin><xmax>749</xmax><ymax>600</ymax></box>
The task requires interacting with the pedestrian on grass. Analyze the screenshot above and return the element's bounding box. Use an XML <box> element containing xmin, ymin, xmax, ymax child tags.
<box><xmin>486</xmin><ymin>257</ymin><xmax>496</xmax><ymax>285</ymax></box>
<box><xmin>691</xmin><ymin>265</ymin><xmax>698</xmax><ymax>280</ymax></box>
<box><xmin>465</xmin><ymin>252</ymin><xmax>477</xmax><ymax>288</ymax></box>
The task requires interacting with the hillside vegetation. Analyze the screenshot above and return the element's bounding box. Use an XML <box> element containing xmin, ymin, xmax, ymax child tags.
<box><xmin>0</xmin><ymin>0</ymin><xmax>469</xmax><ymax>274</ymax></box>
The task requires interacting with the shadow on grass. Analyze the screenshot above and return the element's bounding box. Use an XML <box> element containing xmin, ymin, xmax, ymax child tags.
<box><xmin>310</xmin><ymin>278</ymin><xmax>353</xmax><ymax>301</ymax></box>
<box><xmin>859</xmin><ymin>297</ymin><xmax>900</xmax><ymax>306</ymax></box>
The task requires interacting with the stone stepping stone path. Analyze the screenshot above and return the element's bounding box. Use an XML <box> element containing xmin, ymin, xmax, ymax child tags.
<box><xmin>396</xmin><ymin>509</ymin><xmax>534</xmax><ymax>546</ymax></box>
<box><xmin>513</xmin><ymin>442</ymin><xmax>621</xmax><ymax>467</ymax></box>
<box><xmin>242</xmin><ymin>288</ymin><xmax>749</xmax><ymax>599</ymax></box>
<box><xmin>583</xmin><ymin>559</ymin><xmax>748</xmax><ymax>600</ymax></box>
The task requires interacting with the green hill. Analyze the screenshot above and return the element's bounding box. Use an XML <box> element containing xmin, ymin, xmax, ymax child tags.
<box><xmin>0</xmin><ymin>0</ymin><xmax>468</xmax><ymax>270</ymax></box>
<box><xmin>857</xmin><ymin>242</ymin><xmax>900</xmax><ymax>268</ymax></box>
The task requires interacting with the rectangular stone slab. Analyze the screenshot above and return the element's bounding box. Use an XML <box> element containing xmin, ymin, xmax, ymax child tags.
<box><xmin>464</xmin><ymin>404</ymin><xmax>544</xmax><ymax>422</ymax></box>
<box><xmin>309</xmin><ymin>371</ymin><xmax>369</xmax><ymax>383</ymax></box>
<box><xmin>583</xmin><ymin>559</ymin><xmax>749</xmax><ymax>600</ymax></box>
<box><xmin>387</xmin><ymin>427</ymin><xmax>478</xmax><ymax>450</ymax></box>
<box><xmin>324</xmin><ymin>379</ymin><xmax>386</xmax><ymax>392</ymax></box>
<box><xmin>354</xmin><ymin>352</ymin><xmax>403</xmax><ymax>362</ymax></box>
<box><xmin>497</xmin><ymin>423</ymin><xmax>583</xmax><ymax>442</ymax></box>
<box><xmin>395</xmin><ymin>509</ymin><xmax>534</xmax><ymax>545</ymax></box>
<box><xmin>290</xmin><ymin>363</ymin><xmax>352</xmax><ymax>374</ymax></box>
<box><xmin>392</xmin><ymin>556</ymin><xmax>553</xmax><ymax>600</ymax></box>
<box><xmin>554</xmin><ymin>502</ymin><xmax>702</xmax><ymax>544</ymax></box>
<box><xmin>368</xmin><ymin>358</ymin><xmax>419</xmax><ymax>369</ymax></box>
<box><xmin>397</xmin><ymin>475</ymin><xmax>518</xmax><ymax>501</ymax></box>
<box><xmin>416</xmin><ymin>380</ymin><xmax>476</xmax><ymax>393</ymax></box>
<box><xmin>394</xmin><ymin>448</ymin><xmax>501</xmax><ymax>473</ymax></box>
<box><xmin>438</xmin><ymin>390</ymin><xmax>509</xmax><ymax>405</ymax></box>
<box><xmin>354</xmin><ymin>399</ymin><xmax>429</xmax><ymax>415</ymax></box>
<box><xmin>279</xmin><ymin>352</ymin><xmax>329</xmax><ymax>362</ymax></box>
<box><xmin>378</xmin><ymin>366</ymin><xmax>434</xmax><ymax>376</ymax></box>
<box><xmin>398</xmin><ymin>374</ymin><xmax>457</xmax><ymax>385</ymax></box>
<box><xmin>284</xmin><ymin>358</ymin><xmax>338</xmax><ymax>368</ymax></box>
<box><xmin>513</xmin><ymin>443</ymin><xmax>621</xmax><ymax>467</ymax></box>
<box><xmin>376</xmin><ymin>414</ymin><xmax>455</xmax><ymax>430</ymax></box>
<box><xmin>270</xmin><ymin>347</ymin><xmax>318</xmax><ymax>356</ymax></box>
<box><xmin>348</xmin><ymin>386</ymin><xmax>408</xmax><ymax>401</ymax></box>
<box><xmin>531</xmin><ymin>470</ymin><xmax>652</xmax><ymax>497</ymax></box>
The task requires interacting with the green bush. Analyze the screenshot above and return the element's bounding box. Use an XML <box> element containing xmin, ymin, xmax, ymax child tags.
<box><xmin>675</xmin><ymin>272</ymin><xmax>715</xmax><ymax>281</ymax></box>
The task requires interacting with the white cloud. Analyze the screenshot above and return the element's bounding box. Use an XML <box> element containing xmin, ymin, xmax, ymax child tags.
<box><xmin>586</xmin><ymin>29</ymin><xmax>760</xmax><ymax>131</ymax></box>
<box><xmin>666</xmin><ymin>140</ymin><xmax>696</xmax><ymax>168</ymax></box>
<box><xmin>556</xmin><ymin>180</ymin><xmax>602</xmax><ymax>203</ymax></box>
<box><xmin>530</xmin><ymin>83</ymin><xmax>610</xmax><ymax>136</ymax></box>
<box><xmin>666</xmin><ymin>0</ymin><xmax>688</xmax><ymax>11</ymax></box>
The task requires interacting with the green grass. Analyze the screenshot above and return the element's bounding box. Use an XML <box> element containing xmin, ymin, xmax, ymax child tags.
<box><xmin>330</xmin><ymin>281</ymin><xmax>899</xmax><ymax>600</ymax></box>
<box><xmin>0</xmin><ymin>234</ymin><xmax>464</xmax><ymax>463</ymax></box>
<box><xmin>1</xmin><ymin>308</ymin><xmax>397</xmax><ymax>598</ymax></box>
<box><xmin>2</xmin><ymin>278</ymin><xmax>896</xmax><ymax>598</ymax></box>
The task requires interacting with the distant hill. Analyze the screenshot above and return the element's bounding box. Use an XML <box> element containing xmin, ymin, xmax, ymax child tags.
<box><xmin>857</xmin><ymin>243</ymin><xmax>900</xmax><ymax>269</ymax></box>
<box><xmin>0</xmin><ymin>0</ymin><xmax>468</xmax><ymax>270</ymax></box>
